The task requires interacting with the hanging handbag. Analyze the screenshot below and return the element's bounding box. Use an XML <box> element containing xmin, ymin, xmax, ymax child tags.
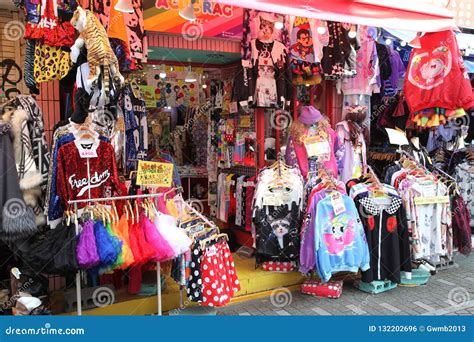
<box><xmin>33</xmin><ymin>42</ymin><xmax>71</xmax><ymax>83</ymax></box>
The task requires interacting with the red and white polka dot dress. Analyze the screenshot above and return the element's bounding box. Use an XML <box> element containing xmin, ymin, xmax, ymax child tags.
<box><xmin>200</xmin><ymin>241</ymin><xmax>240</xmax><ymax>307</ymax></box>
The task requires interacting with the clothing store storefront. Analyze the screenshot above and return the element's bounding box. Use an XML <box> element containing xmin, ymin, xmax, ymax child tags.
<box><xmin>0</xmin><ymin>0</ymin><xmax>473</xmax><ymax>316</ymax></box>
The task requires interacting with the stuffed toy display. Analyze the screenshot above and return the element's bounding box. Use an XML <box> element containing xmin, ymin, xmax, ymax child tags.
<box><xmin>70</xmin><ymin>6</ymin><xmax>125</xmax><ymax>105</ymax></box>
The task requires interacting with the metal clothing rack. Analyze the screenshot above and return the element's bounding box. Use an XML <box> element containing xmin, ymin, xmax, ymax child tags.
<box><xmin>68</xmin><ymin>193</ymin><xmax>168</xmax><ymax>316</ymax></box>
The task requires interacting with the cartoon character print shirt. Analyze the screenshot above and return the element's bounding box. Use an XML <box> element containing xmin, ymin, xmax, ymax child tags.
<box><xmin>288</xmin><ymin>17</ymin><xmax>329</xmax><ymax>64</ymax></box>
<box><xmin>56</xmin><ymin>139</ymin><xmax>123</xmax><ymax>209</ymax></box>
<box><xmin>313</xmin><ymin>194</ymin><xmax>370</xmax><ymax>282</ymax></box>
<box><xmin>404</xmin><ymin>30</ymin><xmax>474</xmax><ymax>112</ymax></box>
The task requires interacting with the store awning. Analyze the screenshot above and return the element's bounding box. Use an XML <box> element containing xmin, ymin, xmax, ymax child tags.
<box><xmin>213</xmin><ymin>0</ymin><xmax>457</xmax><ymax>32</ymax></box>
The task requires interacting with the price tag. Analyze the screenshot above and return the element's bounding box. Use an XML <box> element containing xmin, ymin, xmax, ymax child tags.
<box><xmin>152</xmin><ymin>122</ymin><xmax>162</xmax><ymax>135</ymax></box>
<box><xmin>305</xmin><ymin>136</ymin><xmax>330</xmax><ymax>160</ymax></box>
<box><xmin>117</xmin><ymin>116</ymin><xmax>125</xmax><ymax>132</ymax></box>
<box><xmin>79</xmin><ymin>149</ymin><xmax>98</xmax><ymax>158</ymax></box>
<box><xmin>230</xmin><ymin>101</ymin><xmax>238</xmax><ymax>114</ymax></box>
<box><xmin>78</xmin><ymin>143</ymin><xmax>98</xmax><ymax>158</ymax></box>
<box><xmin>263</xmin><ymin>193</ymin><xmax>283</xmax><ymax>206</ymax></box>
<box><xmin>206</xmin><ymin>245</ymin><xmax>217</xmax><ymax>256</ymax></box>
<box><xmin>414</xmin><ymin>196</ymin><xmax>449</xmax><ymax>205</ymax></box>
<box><xmin>330</xmin><ymin>191</ymin><xmax>346</xmax><ymax>216</ymax></box>
<box><xmin>240</xmin><ymin>115</ymin><xmax>251</xmax><ymax>128</ymax></box>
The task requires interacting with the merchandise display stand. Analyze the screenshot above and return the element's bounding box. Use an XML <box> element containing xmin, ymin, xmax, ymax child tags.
<box><xmin>354</xmin><ymin>280</ymin><xmax>397</xmax><ymax>294</ymax></box>
<box><xmin>68</xmin><ymin>193</ymin><xmax>219</xmax><ymax>316</ymax></box>
<box><xmin>68</xmin><ymin>193</ymin><xmax>168</xmax><ymax>316</ymax></box>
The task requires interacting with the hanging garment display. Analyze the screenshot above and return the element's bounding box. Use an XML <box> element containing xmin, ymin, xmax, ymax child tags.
<box><xmin>454</xmin><ymin>161</ymin><xmax>474</xmax><ymax>227</ymax></box>
<box><xmin>321</xmin><ymin>22</ymin><xmax>358</xmax><ymax>80</ymax></box>
<box><xmin>381</xmin><ymin>156</ymin><xmax>460</xmax><ymax>263</ymax></box>
<box><xmin>341</xmin><ymin>26</ymin><xmax>380</xmax><ymax>95</ymax></box>
<box><xmin>121</xmin><ymin>83</ymin><xmax>148</xmax><ymax>171</ymax></box>
<box><xmin>288</xmin><ymin>16</ymin><xmax>328</xmax><ymax>84</ymax></box>
<box><xmin>404</xmin><ymin>30</ymin><xmax>474</xmax><ymax>114</ymax></box>
<box><xmin>335</xmin><ymin>116</ymin><xmax>368</xmax><ymax>184</ymax></box>
<box><xmin>0</xmin><ymin>123</ymin><xmax>38</xmax><ymax>243</ymax></box>
<box><xmin>81</xmin><ymin>0</ymin><xmax>147</xmax><ymax>63</ymax></box>
<box><xmin>301</xmin><ymin>170</ymin><xmax>370</xmax><ymax>281</ymax></box>
<box><xmin>56</xmin><ymin>136</ymin><xmax>123</xmax><ymax>210</ymax></box>
<box><xmin>252</xmin><ymin>160</ymin><xmax>304</xmax><ymax>266</ymax></box>
<box><xmin>347</xmin><ymin>176</ymin><xmax>412</xmax><ymax>283</ymax></box>
<box><xmin>241</xmin><ymin>10</ymin><xmax>290</xmax><ymax>108</ymax></box>
<box><xmin>24</xmin><ymin>0</ymin><xmax>76</xmax><ymax>47</ymax></box>
<box><xmin>2</xmin><ymin>108</ymin><xmax>45</xmax><ymax>226</ymax></box>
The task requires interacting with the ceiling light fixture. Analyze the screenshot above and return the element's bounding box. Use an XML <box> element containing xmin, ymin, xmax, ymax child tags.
<box><xmin>114</xmin><ymin>0</ymin><xmax>134</xmax><ymax>13</ymax></box>
<box><xmin>274</xmin><ymin>16</ymin><xmax>284</xmax><ymax>30</ymax></box>
<box><xmin>385</xmin><ymin>38</ymin><xmax>392</xmax><ymax>45</ymax></box>
<box><xmin>179</xmin><ymin>0</ymin><xmax>196</xmax><ymax>22</ymax></box>
<box><xmin>400</xmin><ymin>40</ymin><xmax>407</xmax><ymax>47</ymax></box>
<box><xmin>317</xmin><ymin>26</ymin><xmax>326</xmax><ymax>35</ymax></box>
<box><xmin>348</xmin><ymin>25</ymin><xmax>357</xmax><ymax>39</ymax></box>
<box><xmin>185</xmin><ymin>66</ymin><xmax>197</xmax><ymax>83</ymax></box>
<box><xmin>159</xmin><ymin>64</ymin><xmax>167</xmax><ymax>79</ymax></box>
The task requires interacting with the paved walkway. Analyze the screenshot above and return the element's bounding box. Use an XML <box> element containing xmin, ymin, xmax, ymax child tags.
<box><xmin>217</xmin><ymin>254</ymin><xmax>474</xmax><ymax>316</ymax></box>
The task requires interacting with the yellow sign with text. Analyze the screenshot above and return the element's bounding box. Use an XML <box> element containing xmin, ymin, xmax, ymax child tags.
<box><xmin>136</xmin><ymin>161</ymin><xmax>173</xmax><ymax>187</ymax></box>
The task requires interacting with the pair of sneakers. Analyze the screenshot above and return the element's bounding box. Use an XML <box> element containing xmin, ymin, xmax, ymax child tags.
<box><xmin>413</xmin><ymin>259</ymin><xmax>437</xmax><ymax>275</ymax></box>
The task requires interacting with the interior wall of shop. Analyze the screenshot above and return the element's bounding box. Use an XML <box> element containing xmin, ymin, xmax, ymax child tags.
<box><xmin>0</xmin><ymin>9</ymin><xmax>60</xmax><ymax>145</ymax></box>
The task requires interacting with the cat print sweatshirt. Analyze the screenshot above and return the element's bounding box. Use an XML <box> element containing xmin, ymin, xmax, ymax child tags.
<box><xmin>313</xmin><ymin>193</ymin><xmax>370</xmax><ymax>282</ymax></box>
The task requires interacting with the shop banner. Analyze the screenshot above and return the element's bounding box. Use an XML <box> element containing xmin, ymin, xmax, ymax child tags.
<box><xmin>0</xmin><ymin>316</ymin><xmax>472</xmax><ymax>342</ymax></box>
<box><xmin>143</xmin><ymin>0</ymin><xmax>243</xmax><ymax>39</ymax></box>
<box><xmin>136</xmin><ymin>160</ymin><xmax>174</xmax><ymax>187</ymax></box>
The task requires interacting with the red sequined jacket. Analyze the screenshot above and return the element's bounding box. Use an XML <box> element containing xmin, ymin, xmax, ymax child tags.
<box><xmin>56</xmin><ymin>139</ymin><xmax>123</xmax><ymax>208</ymax></box>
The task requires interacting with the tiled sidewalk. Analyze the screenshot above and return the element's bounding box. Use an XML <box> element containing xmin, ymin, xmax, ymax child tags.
<box><xmin>217</xmin><ymin>254</ymin><xmax>474</xmax><ymax>316</ymax></box>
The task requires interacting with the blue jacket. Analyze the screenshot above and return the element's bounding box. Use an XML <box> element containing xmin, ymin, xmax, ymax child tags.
<box><xmin>314</xmin><ymin>194</ymin><xmax>370</xmax><ymax>282</ymax></box>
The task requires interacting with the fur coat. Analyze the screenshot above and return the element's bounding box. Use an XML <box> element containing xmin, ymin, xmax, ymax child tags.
<box><xmin>2</xmin><ymin>108</ymin><xmax>46</xmax><ymax>227</ymax></box>
<box><xmin>0</xmin><ymin>122</ymin><xmax>38</xmax><ymax>243</ymax></box>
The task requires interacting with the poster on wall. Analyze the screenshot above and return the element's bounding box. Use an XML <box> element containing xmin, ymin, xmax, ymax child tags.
<box><xmin>147</xmin><ymin>67</ymin><xmax>202</xmax><ymax>108</ymax></box>
<box><xmin>143</xmin><ymin>0</ymin><xmax>243</xmax><ymax>40</ymax></box>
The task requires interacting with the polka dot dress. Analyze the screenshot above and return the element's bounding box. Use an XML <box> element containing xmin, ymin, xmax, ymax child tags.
<box><xmin>200</xmin><ymin>241</ymin><xmax>240</xmax><ymax>307</ymax></box>
<box><xmin>186</xmin><ymin>246</ymin><xmax>203</xmax><ymax>302</ymax></box>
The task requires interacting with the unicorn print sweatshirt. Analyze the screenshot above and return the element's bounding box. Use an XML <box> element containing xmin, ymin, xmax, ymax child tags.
<box><xmin>313</xmin><ymin>193</ymin><xmax>370</xmax><ymax>282</ymax></box>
